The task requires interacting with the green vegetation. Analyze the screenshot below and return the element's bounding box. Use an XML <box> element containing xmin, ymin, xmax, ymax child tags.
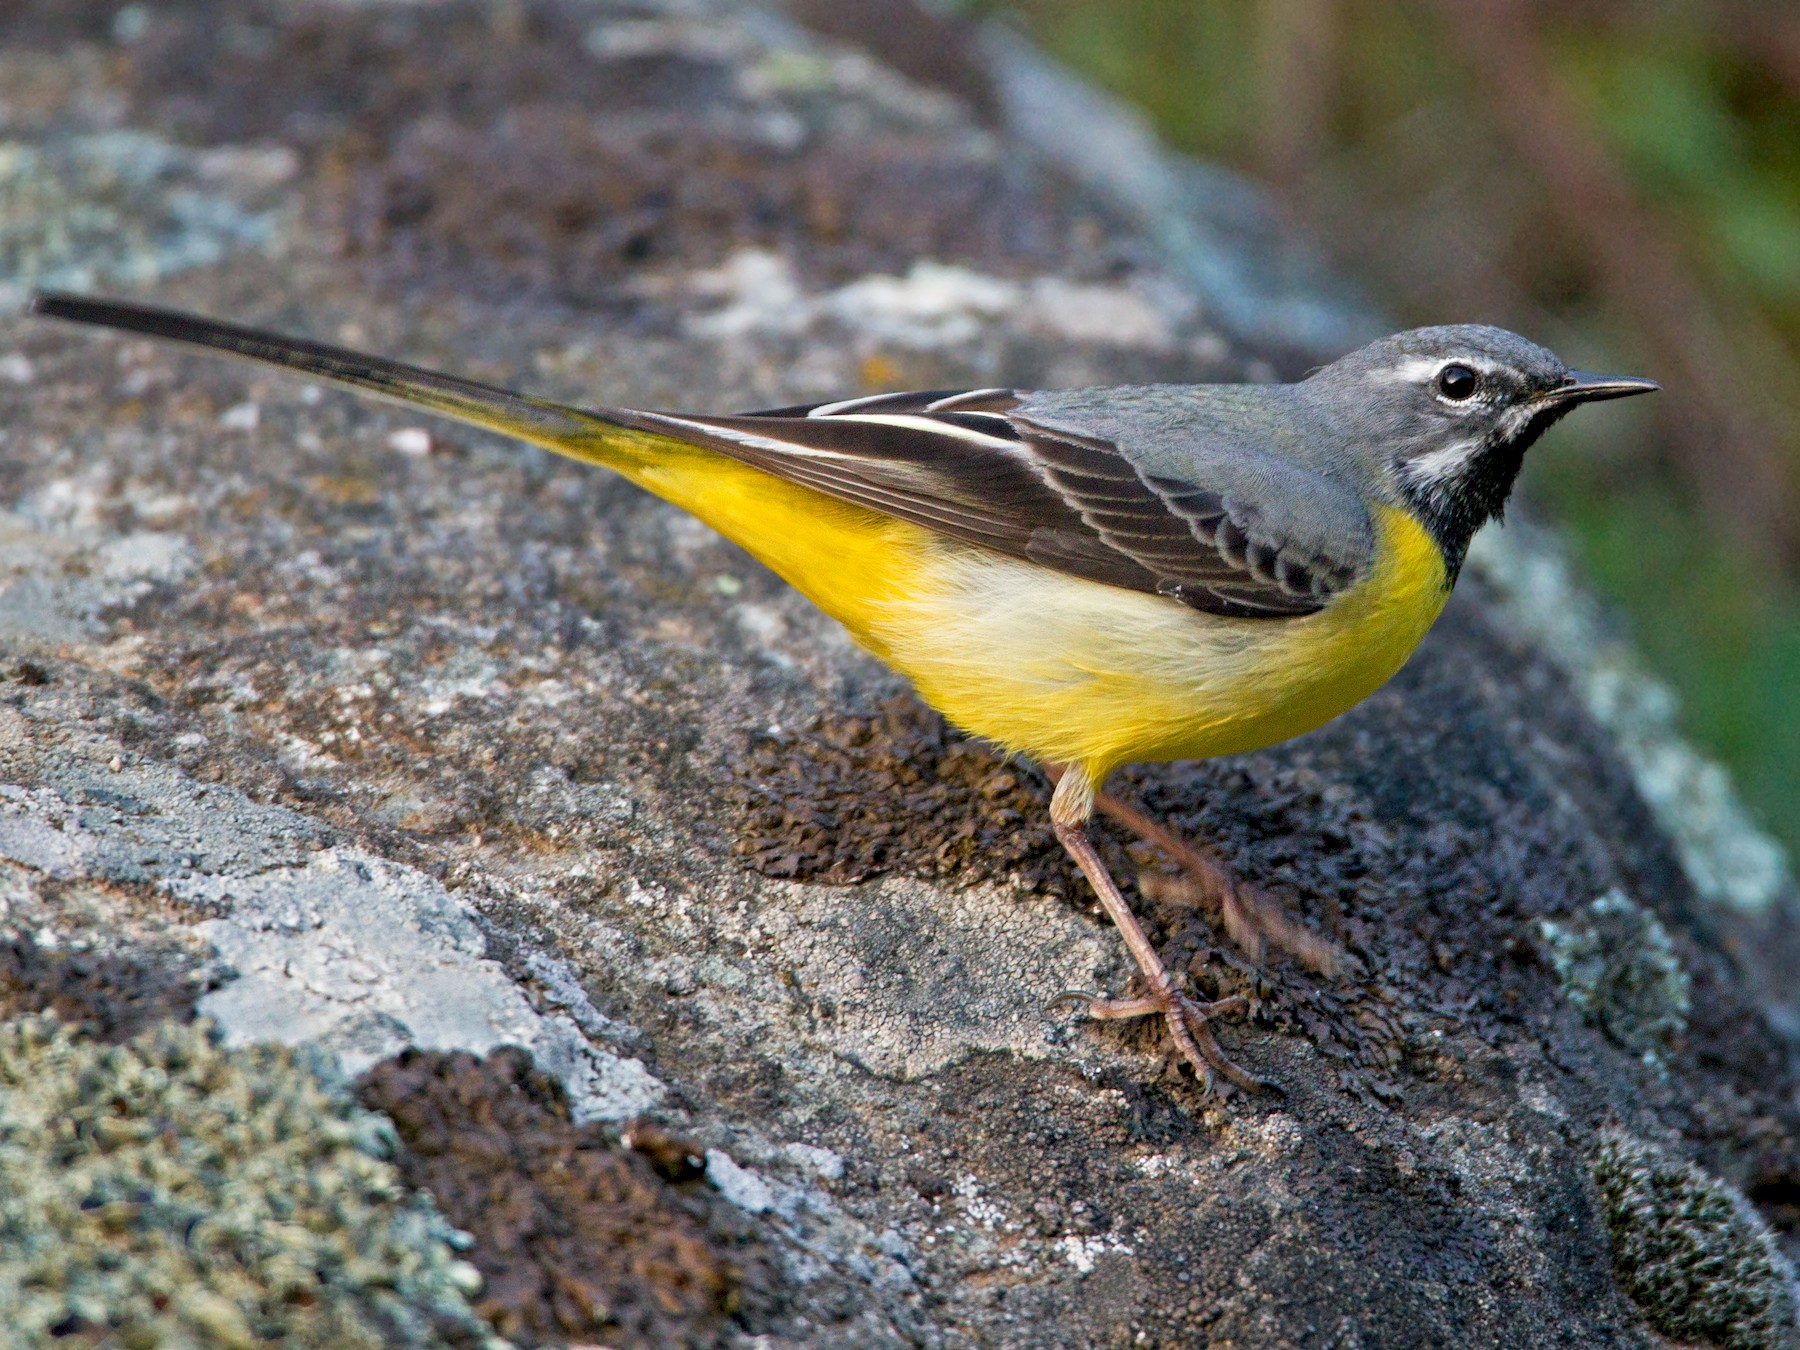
<box><xmin>985</xmin><ymin>0</ymin><xmax>1800</xmax><ymax>857</ymax></box>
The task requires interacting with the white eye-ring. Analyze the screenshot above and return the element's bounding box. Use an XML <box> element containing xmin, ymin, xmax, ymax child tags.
<box><xmin>1436</xmin><ymin>363</ymin><xmax>1479</xmax><ymax>400</ymax></box>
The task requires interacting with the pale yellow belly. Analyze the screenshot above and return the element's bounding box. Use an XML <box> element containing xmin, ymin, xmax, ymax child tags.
<box><xmin>867</xmin><ymin>505</ymin><xmax>1450</xmax><ymax>780</ymax></box>
<box><xmin>593</xmin><ymin>437</ymin><xmax>1447</xmax><ymax>783</ymax></box>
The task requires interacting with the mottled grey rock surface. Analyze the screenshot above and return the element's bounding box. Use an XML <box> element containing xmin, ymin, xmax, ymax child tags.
<box><xmin>2</xmin><ymin>2</ymin><xmax>1798</xmax><ymax>1347</ymax></box>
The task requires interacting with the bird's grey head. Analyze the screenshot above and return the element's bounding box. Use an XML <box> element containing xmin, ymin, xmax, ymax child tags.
<box><xmin>1306</xmin><ymin>324</ymin><xmax>1657</xmax><ymax>576</ymax></box>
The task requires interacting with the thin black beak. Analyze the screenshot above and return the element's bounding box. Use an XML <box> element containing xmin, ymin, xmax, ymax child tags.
<box><xmin>1551</xmin><ymin>371</ymin><xmax>1661</xmax><ymax>404</ymax></box>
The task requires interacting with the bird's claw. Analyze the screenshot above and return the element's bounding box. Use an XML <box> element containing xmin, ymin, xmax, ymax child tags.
<box><xmin>1050</xmin><ymin>983</ymin><xmax>1266</xmax><ymax>1096</ymax></box>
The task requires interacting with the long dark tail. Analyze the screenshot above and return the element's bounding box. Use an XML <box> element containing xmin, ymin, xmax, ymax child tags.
<box><xmin>27</xmin><ymin>291</ymin><xmax>670</xmax><ymax>470</ymax></box>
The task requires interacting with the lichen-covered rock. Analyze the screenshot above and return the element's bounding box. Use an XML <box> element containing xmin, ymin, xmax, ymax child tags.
<box><xmin>0</xmin><ymin>857</ymin><xmax>216</xmax><ymax>1042</ymax></box>
<box><xmin>0</xmin><ymin>1014</ymin><xmax>504</xmax><ymax>1348</ymax></box>
<box><xmin>0</xmin><ymin>1</ymin><xmax>1798</xmax><ymax>1346</ymax></box>
<box><xmin>1595</xmin><ymin>1128</ymin><xmax>1800</xmax><ymax>1350</ymax></box>
<box><xmin>1539</xmin><ymin>889</ymin><xmax>1692</xmax><ymax>1068</ymax></box>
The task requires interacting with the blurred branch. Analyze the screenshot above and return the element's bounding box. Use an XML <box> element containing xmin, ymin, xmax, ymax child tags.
<box><xmin>1431</xmin><ymin>0</ymin><xmax>1796</xmax><ymax>557</ymax></box>
<box><xmin>1253</xmin><ymin>0</ymin><xmax>1343</xmax><ymax>192</ymax></box>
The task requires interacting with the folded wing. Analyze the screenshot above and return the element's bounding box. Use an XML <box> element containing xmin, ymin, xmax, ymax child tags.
<box><xmin>614</xmin><ymin>391</ymin><xmax>1370</xmax><ymax>619</ymax></box>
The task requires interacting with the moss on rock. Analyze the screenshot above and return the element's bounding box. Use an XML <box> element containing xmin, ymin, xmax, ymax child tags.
<box><xmin>0</xmin><ymin>1013</ymin><xmax>507</xmax><ymax>1348</ymax></box>
<box><xmin>1594</xmin><ymin>1127</ymin><xmax>1799</xmax><ymax>1350</ymax></box>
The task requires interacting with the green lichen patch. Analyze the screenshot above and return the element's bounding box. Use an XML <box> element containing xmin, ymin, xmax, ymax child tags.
<box><xmin>1539</xmin><ymin>889</ymin><xmax>1692</xmax><ymax>1067</ymax></box>
<box><xmin>1594</xmin><ymin>1128</ymin><xmax>1800</xmax><ymax>1350</ymax></box>
<box><xmin>357</xmin><ymin>1046</ymin><xmax>779</xmax><ymax>1350</ymax></box>
<box><xmin>0</xmin><ymin>1014</ymin><xmax>506</xmax><ymax>1348</ymax></box>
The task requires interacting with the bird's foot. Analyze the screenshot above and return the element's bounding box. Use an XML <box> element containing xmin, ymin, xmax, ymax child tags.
<box><xmin>1095</xmin><ymin>789</ymin><xmax>1351</xmax><ymax>978</ymax></box>
<box><xmin>1135</xmin><ymin>867</ymin><xmax>1349</xmax><ymax>977</ymax></box>
<box><xmin>1051</xmin><ymin>978</ymin><xmax>1264</xmax><ymax>1096</ymax></box>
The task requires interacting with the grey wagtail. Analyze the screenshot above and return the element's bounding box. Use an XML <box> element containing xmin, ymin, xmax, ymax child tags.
<box><xmin>28</xmin><ymin>292</ymin><xmax>1656</xmax><ymax>1093</ymax></box>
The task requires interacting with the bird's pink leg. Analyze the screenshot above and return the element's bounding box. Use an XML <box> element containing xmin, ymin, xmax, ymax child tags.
<box><xmin>1047</xmin><ymin>767</ymin><xmax>1264</xmax><ymax>1095</ymax></box>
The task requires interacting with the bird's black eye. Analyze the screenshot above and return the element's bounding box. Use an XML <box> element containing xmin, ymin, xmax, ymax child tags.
<box><xmin>1436</xmin><ymin>363</ymin><xmax>1478</xmax><ymax>400</ymax></box>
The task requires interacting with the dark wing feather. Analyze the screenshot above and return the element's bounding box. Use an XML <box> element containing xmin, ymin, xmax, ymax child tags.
<box><xmin>614</xmin><ymin>394</ymin><xmax>1364</xmax><ymax>619</ymax></box>
<box><xmin>1017</xmin><ymin>429</ymin><xmax>1340</xmax><ymax>616</ymax></box>
<box><xmin>745</xmin><ymin>388</ymin><xmax>1021</xmax><ymax>419</ymax></box>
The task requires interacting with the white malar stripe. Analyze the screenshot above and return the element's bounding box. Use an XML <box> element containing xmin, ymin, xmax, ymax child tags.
<box><xmin>1494</xmin><ymin>402</ymin><xmax>1539</xmax><ymax>441</ymax></box>
<box><xmin>1401</xmin><ymin>436</ymin><xmax>1485</xmax><ymax>488</ymax></box>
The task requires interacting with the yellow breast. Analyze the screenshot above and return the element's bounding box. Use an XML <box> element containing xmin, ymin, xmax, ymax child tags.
<box><xmin>867</xmin><ymin>504</ymin><xmax>1451</xmax><ymax>779</ymax></box>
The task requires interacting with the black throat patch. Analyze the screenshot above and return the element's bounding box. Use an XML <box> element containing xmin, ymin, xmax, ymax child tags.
<box><xmin>1401</xmin><ymin>401</ymin><xmax>1576</xmax><ymax>583</ymax></box>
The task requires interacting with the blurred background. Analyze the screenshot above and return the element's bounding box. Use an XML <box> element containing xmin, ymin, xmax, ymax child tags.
<box><xmin>966</xmin><ymin>0</ymin><xmax>1800</xmax><ymax>857</ymax></box>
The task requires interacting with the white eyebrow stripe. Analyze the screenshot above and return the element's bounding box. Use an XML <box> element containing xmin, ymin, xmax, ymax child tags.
<box><xmin>1379</xmin><ymin>355</ymin><xmax>1503</xmax><ymax>386</ymax></box>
